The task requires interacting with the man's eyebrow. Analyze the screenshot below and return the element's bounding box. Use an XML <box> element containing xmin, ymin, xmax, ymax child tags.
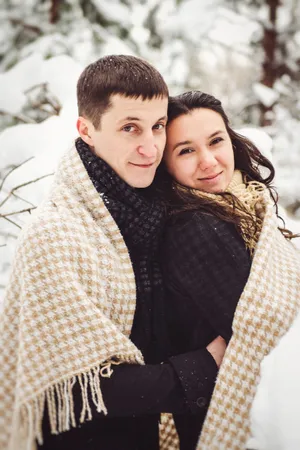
<box><xmin>120</xmin><ymin>115</ymin><xmax>168</xmax><ymax>122</ymax></box>
<box><xmin>122</xmin><ymin>116</ymin><xmax>140</xmax><ymax>121</ymax></box>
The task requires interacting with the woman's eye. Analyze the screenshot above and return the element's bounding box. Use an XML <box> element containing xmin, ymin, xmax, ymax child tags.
<box><xmin>210</xmin><ymin>137</ymin><xmax>223</xmax><ymax>146</ymax></box>
<box><xmin>122</xmin><ymin>125</ymin><xmax>135</xmax><ymax>132</ymax></box>
<box><xmin>179</xmin><ymin>148</ymin><xmax>194</xmax><ymax>156</ymax></box>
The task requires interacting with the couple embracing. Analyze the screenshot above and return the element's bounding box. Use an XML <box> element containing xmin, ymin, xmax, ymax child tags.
<box><xmin>1</xmin><ymin>55</ymin><xmax>300</xmax><ymax>450</ymax></box>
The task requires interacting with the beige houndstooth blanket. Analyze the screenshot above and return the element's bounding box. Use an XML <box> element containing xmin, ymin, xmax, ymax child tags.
<box><xmin>0</xmin><ymin>145</ymin><xmax>179</xmax><ymax>450</ymax></box>
<box><xmin>197</xmin><ymin>188</ymin><xmax>300</xmax><ymax>449</ymax></box>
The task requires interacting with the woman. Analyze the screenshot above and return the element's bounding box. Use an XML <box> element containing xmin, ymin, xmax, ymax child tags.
<box><xmin>157</xmin><ymin>91</ymin><xmax>300</xmax><ymax>450</ymax></box>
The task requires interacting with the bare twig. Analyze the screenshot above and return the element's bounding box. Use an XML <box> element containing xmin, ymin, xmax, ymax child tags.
<box><xmin>44</xmin><ymin>95</ymin><xmax>61</xmax><ymax>114</ymax></box>
<box><xmin>0</xmin><ymin>173</ymin><xmax>54</xmax><ymax>209</ymax></box>
<box><xmin>31</xmin><ymin>100</ymin><xmax>61</xmax><ymax>115</ymax></box>
<box><xmin>24</xmin><ymin>83</ymin><xmax>48</xmax><ymax>95</ymax></box>
<box><xmin>2</xmin><ymin>216</ymin><xmax>22</xmax><ymax>229</ymax></box>
<box><xmin>0</xmin><ymin>230</ymin><xmax>18</xmax><ymax>239</ymax></box>
<box><xmin>25</xmin><ymin>82</ymin><xmax>61</xmax><ymax>116</ymax></box>
<box><xmin>12</xmin><ymin>192</ymin><xmax>36</xmax><ymax>208</ymax></box>
<box><xmin>1</xmin><ymin>206</ymin><xmax>37</xmax><ymax>218</ymax></box>
<box><xmin>0</xmin><ymin>110</ymin><xmax>36</xmax><ymax>124</ymax></box>
<box><xmin>0</xmin><ymin>157</ymin><xmax>34</xmax><ymax>192</ymax></box>
<box><xmin>9</xmin><ymin>18</ymin><xmax>42</xmax><ymax>34</ymax></box>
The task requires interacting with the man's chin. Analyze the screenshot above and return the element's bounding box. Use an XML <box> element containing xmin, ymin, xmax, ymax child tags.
<box><xmin>124</xmin><ymin>170</ymin><xmax>157</xmax><ymax>189</ymax></box>
<box><xmin>131</xmin><ymin>180</ymin><xmax>154</xmax><ymax>189</ymax></box>
<box><xmin>128</xmin><ymin>175</ymin><xmax>156</xmax><ymax>189</ymax></box>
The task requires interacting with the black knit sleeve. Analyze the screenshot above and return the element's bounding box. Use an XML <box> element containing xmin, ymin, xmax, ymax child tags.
<box><xmin>162</xmin><ymin>211</ymin><xmax>251</xmax><ymax>343</ymax></box>
<box><xmin>40</xmin><ymin>350</ymin><xmax>217</xmax><ymax>438</ymax></box>
<box><xmin>98</xmin><ymin>349</ymin><xmax>217</xmax><ymax>416</ymax></box>
<box><xmin>40</xmin><ymin>353</ymin><xmax>219</xmax><ymax>450</ymax></box>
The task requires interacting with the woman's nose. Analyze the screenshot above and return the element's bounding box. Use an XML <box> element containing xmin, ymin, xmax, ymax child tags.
<box><xmin>198</xmin><ymin>150</ymin><xmax>217</xmax><ymax>171</ymax></box>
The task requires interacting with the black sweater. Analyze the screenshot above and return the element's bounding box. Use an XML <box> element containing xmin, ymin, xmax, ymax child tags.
<box><xmin>161</xmin><ymin>210</ymin><xmax>252</xmax><ymax>448</ymax></box>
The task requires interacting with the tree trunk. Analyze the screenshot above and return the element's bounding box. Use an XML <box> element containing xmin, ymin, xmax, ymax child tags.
<box><xmin>50</xmin><ymin>0</ymin><xmax>60</xmax><ymax>24</ymax></box>
<box><xmin>260</xmin><ymin>0</ymin><xmax>280</xmax><ymax>126</ymax></box>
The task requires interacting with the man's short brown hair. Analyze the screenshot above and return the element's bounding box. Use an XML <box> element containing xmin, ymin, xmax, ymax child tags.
<box><xmin>77</xmin><ymin>54</ymin><xmax>169</xmax><ymax>129</ymax></box>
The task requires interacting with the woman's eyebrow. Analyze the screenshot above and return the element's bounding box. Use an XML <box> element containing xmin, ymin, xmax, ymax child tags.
<box><xmin>173</xmin><ymin>140</ymin><xmax>192</xmax><ymax>151</ymax></box>
<box><xmin>209</xmin><ymin>130</ymin><xmax>225</xmax><ymax>138</ymax></box>
<box><xmin>172</xmin><ymin>130</ymin><xmax>226</xmax><ymax>151</ymax></box>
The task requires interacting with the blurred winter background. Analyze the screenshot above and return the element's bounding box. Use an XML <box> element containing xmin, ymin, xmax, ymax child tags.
<box><xmin>0</xmin><ymin>0</ymin><xmax>300</xmax><ymax>302</ymax></box>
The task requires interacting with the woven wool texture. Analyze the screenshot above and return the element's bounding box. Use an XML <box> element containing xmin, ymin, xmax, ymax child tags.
<box><xmin>197</xmin><ymin>188</ymin><xmax>300</xmax><ymax>449</ymax></box>
<box><xmin>176</xmin><ymin>170</ymin><xmax>265</xmax><ymax>256</ymax></box>
<box><xmin>0</xmin><ymin>145</ymin><xmax>179</xmax><ymax>450</ymax></box>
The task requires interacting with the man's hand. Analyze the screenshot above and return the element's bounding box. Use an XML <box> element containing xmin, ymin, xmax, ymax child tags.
<box><xmin>206</xmin><ymin>336</ymin><xmax>226</xmax><ymax>368</ymax></box>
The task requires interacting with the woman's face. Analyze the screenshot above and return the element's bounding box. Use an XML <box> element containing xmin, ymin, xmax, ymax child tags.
<box><xmin>164</xmin><ymin>108</ymin><xmax>235</xmax><ymax>193</ymax></box>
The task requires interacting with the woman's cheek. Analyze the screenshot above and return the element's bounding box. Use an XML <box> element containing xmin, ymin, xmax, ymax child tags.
<box><xmin>181</xmin><ymin>158</ymin><xmax>195</xmax><ymax>174</ymax></box>
<box><xmin>175</xmin><ymin>159</ymin><xmax>194</xmax><ymax>183</ymax></box>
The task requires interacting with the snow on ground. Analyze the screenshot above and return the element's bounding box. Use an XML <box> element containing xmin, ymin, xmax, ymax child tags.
<box><xmin>248</xmin><ymin>310</ymin><xmax>300</xmax><ymax>450</ymax></box>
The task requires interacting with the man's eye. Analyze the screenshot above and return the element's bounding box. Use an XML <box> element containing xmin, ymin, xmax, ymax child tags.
<box><xmin>210</xmin><ymin>137</ymin><xmax>223</xmax><ymax>145</ymax></box>
<box><xmin>179</xmin><ymin>148</ymin><xmax>194</xmax><ymax>156</ymax></box>
<box><xmin>122</xmin><ymin>125</ymin><xmax>135</xmax><ymax>132</ymax></box>
<box><xmin>153</xmin><ymin>123</ymin><xmax>165</xmax><ymax>130</ymax></box>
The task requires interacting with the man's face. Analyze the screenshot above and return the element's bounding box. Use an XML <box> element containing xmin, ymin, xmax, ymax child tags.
<box><xmin>79</xmin><ymin>94</ymin><xmax>168</xmax><ymax>188</ymax></box>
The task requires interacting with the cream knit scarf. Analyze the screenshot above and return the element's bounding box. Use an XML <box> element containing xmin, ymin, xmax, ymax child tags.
<box><xmin>176</xmin><ymin>170</ymin><xmax>266</xmax><ymax>256</ymax></box>
<box><xmin>0</xmin><ymin>146</ymin><xmax>179</xmax><ymax>450</ymax></box>
<box><xmin>195</xmin><ymin>176</ymin><xmax>300</xmax><ymax>449</ymax></box>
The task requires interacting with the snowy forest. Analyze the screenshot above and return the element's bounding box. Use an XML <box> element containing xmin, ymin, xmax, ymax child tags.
<box><xmin>1</xmin><ymin>0</ymin><xmax>300</xmax><ymax>301</ymax></box>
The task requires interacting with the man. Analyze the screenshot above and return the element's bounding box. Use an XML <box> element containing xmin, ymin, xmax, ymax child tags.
<box><xmin>0</xmin><ymin>55</ymin><xmax>225</xmax><ymax>450</ymax></box>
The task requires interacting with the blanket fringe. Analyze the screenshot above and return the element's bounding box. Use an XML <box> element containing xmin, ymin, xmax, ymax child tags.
<box><xmin>19</xmin><ymin>364</ymin><xmax>110</xmax><ymax>450</ymax></box>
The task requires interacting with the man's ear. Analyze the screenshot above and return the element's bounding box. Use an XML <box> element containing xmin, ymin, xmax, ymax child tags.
<box><xmin>77</xmin><ymin>116</ymin><xmax>94</xmax><ymax>147</ymax></box>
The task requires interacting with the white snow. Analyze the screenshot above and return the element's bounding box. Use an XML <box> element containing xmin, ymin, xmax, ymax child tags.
<box><xmin>208</xmin><ymin>7</ymin><xmax>261</xmax><ymax>50</ymax></box>
<box><xmin>248</xmin><ymin>310</ymin><xmax>300</xmax><ymax>450</ymax></box>
<box><xmin>237</xmin><ymin>127</ymin><xmax>273</xmax><ymax>162</ymax></box>
<box><xmin>41</xmin><ymin>55</ymin><xmax>83</xmax><ymax>106</ymax></box>
<box><xmin>253</xmin><ymin>83</ymin><xmax>280</xmax><ymax>108</ymax></box>
<box><xmin>0</xmin><ymin>54</ymin><xmax>80</xmax><ymax>300</ymax></box>
<box><xmin>91</xmin><ymin>0</ymin><xmax>131</xmax><ymax>26</ymax></box>
<box><xmin>157</xmin><ymin>0</ymin><xmax>221</xmax><ymax>42</ymax></box>
<box><xmin>0</xmin><ymin>53</ymin><xmax>44</xmax><ymax>114</ymax></box>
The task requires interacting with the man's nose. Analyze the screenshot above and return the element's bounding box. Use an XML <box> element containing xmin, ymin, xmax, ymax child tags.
<box><xmin>137</xmin><ymin>134</ymin><xmax>157</xmax><ymax>159</ymax></box>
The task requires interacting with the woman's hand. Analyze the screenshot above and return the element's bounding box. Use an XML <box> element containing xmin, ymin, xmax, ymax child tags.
<box><xmin>206</xmin><ymin>336</ymin><xmax>226</xmax><ymax>368</ymax></box>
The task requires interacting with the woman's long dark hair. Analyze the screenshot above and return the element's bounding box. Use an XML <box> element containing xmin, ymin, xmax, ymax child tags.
<box><xmin>156</xmin><ymin>90</ymin><xmax>296</xmax><ymax>239</ymax></box>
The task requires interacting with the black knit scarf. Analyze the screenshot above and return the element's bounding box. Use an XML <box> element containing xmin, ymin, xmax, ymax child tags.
<box><xmin>76</xmin><ymin>138</ymin><xmax>170</xmax><ymax>363</ymax></box>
